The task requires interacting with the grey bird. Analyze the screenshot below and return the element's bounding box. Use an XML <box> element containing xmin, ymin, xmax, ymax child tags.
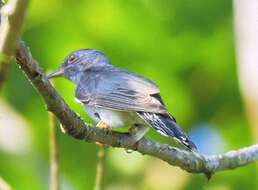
<box><xmin>48</xmin><ymin>49</ymin><xmax>197</xmax><ymax>150</ymax></box>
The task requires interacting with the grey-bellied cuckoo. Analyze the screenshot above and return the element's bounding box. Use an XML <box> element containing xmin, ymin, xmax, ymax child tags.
<box><xmin>48</xmin><ymin>49</ymin><xmax>197</xmax><ymax>150</ymax></box>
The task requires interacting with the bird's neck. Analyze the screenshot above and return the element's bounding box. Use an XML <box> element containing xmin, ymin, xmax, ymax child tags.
<box><xmin>68</xmin><ymin>72</ymin><xmax>82</xmax><ymax>85</ymax></box>
<box><xmin>67</xmin><ymin>65</ymin><xmax>113</xmax><ymax>84</ymax></box>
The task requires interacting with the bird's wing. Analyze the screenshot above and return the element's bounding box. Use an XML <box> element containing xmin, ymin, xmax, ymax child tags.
<box><xmin>75</xmin><ymin>68</ymin><xmax>168</xmax><ymax>114</ymax></box>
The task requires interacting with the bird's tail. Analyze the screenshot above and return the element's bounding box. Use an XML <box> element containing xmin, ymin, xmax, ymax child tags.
<box><xmin>137</xmin><ymin>112</ymin><xmax>197</xmax><ymax>151</ymax></box>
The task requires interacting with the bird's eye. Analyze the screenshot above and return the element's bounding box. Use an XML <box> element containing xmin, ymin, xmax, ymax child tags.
<box><xmin>68</xmin><ymin>54</ymin><xmax>77</xmax><ymax>64</ymax></box>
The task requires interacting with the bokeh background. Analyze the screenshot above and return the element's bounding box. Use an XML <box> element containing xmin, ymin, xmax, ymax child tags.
<box><xmin>0</xmin><ymin>0</ymin><xmax>257</xmax><ymax>189</ymax></box>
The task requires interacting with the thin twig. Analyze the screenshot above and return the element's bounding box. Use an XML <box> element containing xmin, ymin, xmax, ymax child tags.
<box><xmin>94</xmin><ymin>146</ymin><xmax>105</xmax><ymax>190</ymax></box>
<box><xmin>0</xmin><ymin>2</ymin><xmax>24</xmax><ymax>189</ymax></box>
<box><xmin>49</xmin><ymin>110</ymin><xmax>59</xmax><ymax>190</ymax></box>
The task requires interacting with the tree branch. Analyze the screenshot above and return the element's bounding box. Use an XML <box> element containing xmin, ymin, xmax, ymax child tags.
<box><xmin>0</xmin><ymin>0</ymin><xmax>28</xmax><ymax>57</ymax></box>
<box><xmin>94</xmin><ymin>146</ymin><xmax>105</xmax><ymax>190</ymax></box>
<box><xmin>49</xmin><ymin>111</ymin><xmax>60</xmax><ymax>190</ymax></box>
<box><xmin>15</xmin><ymin>42</ymin><xmax>258</xmax><ymax>175</ymax></box>
<box><xmin>0</xmin><ymin>0</ymin><xmax>28</xmax><ymax>90</ymax></box>
<box><xmin>1</xmin><ymin>0</ymin><xmax>258</xmax><ymax>177</ymax></box>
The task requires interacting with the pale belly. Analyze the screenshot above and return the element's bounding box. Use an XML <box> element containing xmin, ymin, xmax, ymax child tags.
<box><xmin>84</xmin><ymin>105</ymin><xmax>145</xmax><ymax>128</ymax></box>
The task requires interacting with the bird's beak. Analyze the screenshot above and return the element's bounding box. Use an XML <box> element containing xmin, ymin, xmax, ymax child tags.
<box><xmin>47</xmin><ymin>67</ymin><xmax>64</xmax><ymax>79</ymax></box>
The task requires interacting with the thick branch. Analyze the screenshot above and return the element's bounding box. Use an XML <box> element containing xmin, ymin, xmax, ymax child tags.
<box><xmin>1</xmin><ymin>0</ymin><xmax>258</xmax><ymax>176</ymax></box>
<box><xmin>15</xmin><ymin>42</ymin><xmax>258</xmax><ymax>175</ymax></box>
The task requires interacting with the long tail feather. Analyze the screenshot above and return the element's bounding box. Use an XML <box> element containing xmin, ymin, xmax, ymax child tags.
<box><xmin>137</xmin><ymin>112</ymin><xmax>197</xmax><ymax>150</ymax></box>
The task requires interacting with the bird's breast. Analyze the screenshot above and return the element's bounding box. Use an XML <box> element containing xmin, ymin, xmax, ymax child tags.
<box><xmin>84</xmin><ymin>105</ymin><xmax>143</xmax><ymax>128</ymax></box>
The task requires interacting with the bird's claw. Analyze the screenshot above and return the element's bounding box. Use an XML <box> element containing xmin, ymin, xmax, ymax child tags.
<box><xmin>96</xmin><ymin>121</ymin><xmax>111</xmax><ymax>147</ymax></box>
<box><xmin>96</xmin><ymin>121</ymin><xmax>110</xmax><ymax>129</ymax></box>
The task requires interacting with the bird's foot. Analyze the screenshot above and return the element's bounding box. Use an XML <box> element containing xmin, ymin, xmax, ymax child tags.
<box><xmin>124</xmin><ymin>125</ymin><xmax>149</xmax><ymax>153</ymax></box>
<box><xmin>96</xmin><ymin>121</ymin><xmax>110</xmax><ymax>129</ymax></box>
<box><xmin>95</xmin><ymin>142</ymin><xmax>105</xmax><ymax>147</ymax></box>
<box><xmin>128</xmin><ymin>124</ymin><xmax>149</xmax><ymax>142</ymax></box>
<box><xmin>96</xmin><ymin>121</ymin><xmax>110</xmax><ymax>147</ymax></box>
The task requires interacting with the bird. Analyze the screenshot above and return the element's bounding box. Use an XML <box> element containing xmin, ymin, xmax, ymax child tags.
<box><xmin>47</xmin><ymin>49</ymin><xmax>197</xmax><ymax>151</ymax></box>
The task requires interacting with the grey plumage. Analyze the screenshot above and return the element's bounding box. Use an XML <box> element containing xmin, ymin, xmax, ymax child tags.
<box><xmin>48</xmin><ymin>49</ymin><xmax>197</xmax><ymax>150</ymax></box>
<box><xmin>75</xmin><ymin>67</ymin><xmax>166</xmax><ymax>114</ymax></box>
<box><xmin>137</xmin><ymin>112</ymin><xmax>197</xmax><ymax>149</ymax></box>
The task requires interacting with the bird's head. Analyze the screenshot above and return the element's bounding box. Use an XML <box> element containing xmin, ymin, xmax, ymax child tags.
<box><xmin>47</xmin><ymin>49</ymin><xmax>111</xmax><ymax>82</ymax></box>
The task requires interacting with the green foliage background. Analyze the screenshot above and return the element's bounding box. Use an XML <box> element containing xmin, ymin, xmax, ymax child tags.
<box><xmin>0</xmin><ymin>0</ymin><xmax>256</xmax><ymax>189</ymax></box>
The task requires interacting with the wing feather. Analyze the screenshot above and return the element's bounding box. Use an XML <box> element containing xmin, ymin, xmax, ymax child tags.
<box><xmin>75</xmin><ymin>67</ymin><xmax>167</xmax><ymax>114</ymax></box>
